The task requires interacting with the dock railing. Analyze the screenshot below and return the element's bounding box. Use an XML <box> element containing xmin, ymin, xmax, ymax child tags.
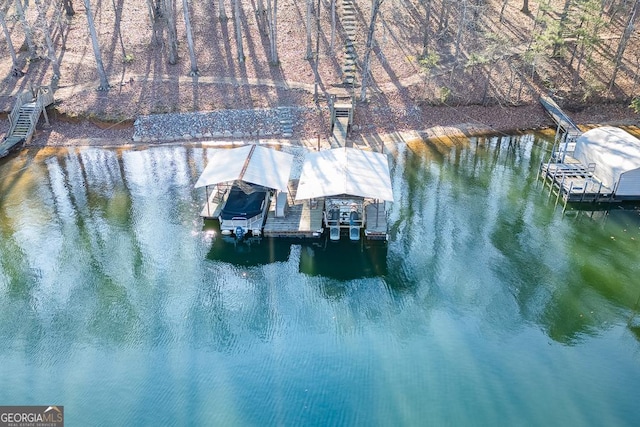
<box><xmin>8</xmin><ymin>91</ymin><xmax>32</xmax><ymax>127</ymax></box>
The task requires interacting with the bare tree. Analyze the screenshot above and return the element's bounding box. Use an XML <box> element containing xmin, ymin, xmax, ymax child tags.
<box><xmin>0</xmin><ymin>10</ymin><xmax>19</xmax><ymax>72</ymax></box>
<box><xmin>111</xmin><ymin>0</ymin><xmax>128</xmax><ymax>63</ymax></box>
<box><xmin>499</xmin><ymin>0</ymin><xmax>508</xmax><ymax>22</ymax></box>
<box><xmin>145</xmin><ymin>0</ymin><xmax>178</xmax><ymax>64</ymax></box>
<box><xmin>609</xmin><ymin>0</ymin><xmax>640</xmax><ymax>88</ymax></box>
<box><xmin>256</xmin><ymin>0</ymin><xmax>267</xmax><ymax>33</ymax></box>
<box><xmin>162</xmin><ymin>0</ymin><xmax>178</xmax><ymax>65</ymax></box>
<box><xmin>305</xmin><ymin>0</ymin><xmax>313</xmax><ymax>59</ymax></box>
<box><xmin>360</xmin><ymin>0</ymin><xmax>384</xmax><ymax>102</ymax></box>
<box><xmin>266</xmin><ymin>0</ymin><xmax>279</xmax><ymax>64</ymax></box>
<box><xmin>34</xmin><ymin>0</ymin><xmax>61</xmax><ymax>78</ymax></box>
<box><xmin>422</xmin><ymin>0</ymin><xmax>433</xmax><ymax>56</ymax></box>
<box><xmin>83</xmin><ymin>0</ymin><xmax>109</xmax><ymax>90</ymax></box>
<box><xmin>14</xmin><ymin>0</ymin><xmax>36</xmax><ymax>56</ymax></box>
<box><xmin>218</xmin><ymin>0</ymin><xmax>227</xmax><ymax>20</ymax></box>
<box><xmin>63</xmin><ymin>0</ymin><xmax>75</xmax><ymax>16</ymax></box>
<box><xmin>455</xmin><ymin>0</ymin><xmax>468</xmax><ymax>60</ymax></box>
<box><xmin>182</xmin><ymin>0</ymin><xmax>199</xmax><ymax>74</ymax></box>
<box><xmin>330</xmin><ymin>0</ymin><xmax>336</xmax><ymax>52</ymax></box>
<box><xmin>233</xmin><ymin>0</ymin><xmax>244</xmax><ymax>62</ymax></box>
<box><xmin>146</xmin><ymin>0</ymin><xmax>162</xmax><ymax>46</ymax></box>
<box><xmin>438</xmin><ymin>0</ymin><xmax>452</xmax><ymax>32</ymax></box>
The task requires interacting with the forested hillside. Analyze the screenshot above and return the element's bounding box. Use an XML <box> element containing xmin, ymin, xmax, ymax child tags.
<box><xmin>0</xmin><ymin>0</ymin><xmax>638</xmax><ymax>122</ymax></box>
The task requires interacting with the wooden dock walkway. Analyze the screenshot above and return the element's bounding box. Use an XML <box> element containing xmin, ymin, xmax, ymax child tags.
<box><xmin>364</xmin><ymin>202</ymin><xmax>388</xmax><ymax>240</ymax></box>
<box><xmin>538</xmin><ymin>157</ymin><xmax>613</xmax><ymax>210</ymax></box>
<box><xmin>539</xmin><ymin>95</ymin><xmax>581</xmax><ymax>137</ymax></box>
<box><xmin>263</xmin><ymin>179</ymin><xmax>324</xmax><ymax>238</ymax></box>
<box><xmin>200</xmin><ymin>184</ymin><xmax>226</xmax><ymax>219</ymax></box>
<box><xmin>535</xmin><ymin>95</ymin><xmax>615</xmax><ymax>211</ymax></box>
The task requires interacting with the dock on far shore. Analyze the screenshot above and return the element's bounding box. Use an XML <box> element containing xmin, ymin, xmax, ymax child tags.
<box><xmin>537</xmin><ymin>95</ymin><xmax>640</xmax><ymax>211</ymax></box>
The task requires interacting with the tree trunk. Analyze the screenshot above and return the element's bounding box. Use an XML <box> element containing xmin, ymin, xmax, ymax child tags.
<box><xmin>0</xmin><ymin>11</ymin><xmax>19</xmax><ymax>69</ymax></box>
<box><xmin>182</xmin><ymin>0</ymin><xmax>199</xmax><ymax>74</ymax></box>
<box><xmin>360</xmin><ymin>0</ymin><xmax>384</xmax><ymax>102</ymax></box>
<box><xmin>257</xmin><ymin>0</ymin><xmax>267</xmax><ymax>34</ymax></box>
<box><xmin>305</xmin><ymin>0</ymin><xmax>313</xmax><ymax>59</ymax></box>
<box><xmin>609</xmin><ymin>0</ymin><xmax>640</xmax><ymax>89</ymax></box>
<box><xmin>233</xmin><ymin>0</ymin><xmax>244</xmax><ymax>62</ymax></box>
<box><xmin>267</xmin><ymin>0</ymin><xmax>279</xmax><ymax>64</ymax></box>
<box><xmin>15</xmin><ymin>0</ymin><xmax>36</xmax><ymax>57</ymax></box>
<box><xmin>455</xmin><ymin>0</ymin><xmax>467</xmax><ymax>60</ymax></box>
<box><xmin>218</xmin><ymin>0</ymin><xmax>227</xmax><ymax>20</ymax></box>
<box><xmin>553</xmin><ymin>0</ymin><xmax>572</xmax><ymax>57</ymax></box>
<box><xmin>83</xmin><ymin>0</ymin><xmax>109</xmax><ymax>90</ymax></box>
<box><xmin>521</xmin><ymin>0</ymin><xmax>529</xmax><ymax>14</ymax></box>
<box><xmin>63</xmin><ymin>0</ymin><xmax>75</xmax><ymax>16</ymax></box>
<box><xmin>330</xmin><ymin>0</ymin><xmax>336</xmax><ymax>52</ymax></box>
<box><xmin>34</xmin><ymin>0</ymin><xmax>61</xmax><ymax>78</ymax></box>
<box><xmin>439</xmin><ymin>0</ymin><xmax>451</xmax><ymax>32</ymax></box>
<box><xmin>499</xmin><ymin>0</ymin><xmax>508</xmax><ymax>22</ymax></box>
<box><xmin>112</xmin><ymin>0</ymin><xmax>127</xmax><ymax>62</ymax></box>
<box><xmin>422</xmin><ymin>0</ymin><xmax>432</xmax><ymax>56</ymax></box>
<box><xmin>163</xmin><ymin>0</ymin><xmax>178</xmax><ymax>65</ymax></box>
<box><xmin>146</xmin><ymin>0</ymin><xmax>162</xmax><ymax>46</ymax></box>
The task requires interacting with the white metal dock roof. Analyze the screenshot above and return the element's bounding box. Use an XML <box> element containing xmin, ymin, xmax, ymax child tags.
<box><xmin>574</xmin><ymin>126</ymin><xmax>640</xmax><ymax>194</ymax></box>
<box><xmin>295</xmin><ymin>147</ymin><xmax>394</xmax><ymax>201</ymax></box>
<box><xmin>194</xmin><ymin>145</ymin><xmax>294</xmax><ymax>192</ymax></box>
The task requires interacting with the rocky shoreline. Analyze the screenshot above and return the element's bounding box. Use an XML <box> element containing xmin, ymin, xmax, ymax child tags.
<box><xmin>1</xmin><ymin>101</ymin><xmax>638</xmax><ymax>151</ymax></box>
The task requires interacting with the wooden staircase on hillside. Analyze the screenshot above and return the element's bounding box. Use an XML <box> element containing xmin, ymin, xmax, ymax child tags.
<box><xmin>1</xmin><ymin>85</ymin><xmax>54</xmax><ymax>158</ymax></box>
<box><xmin>341</xmin><ymin>0</ymin><xmax>357</xmax><ymax>86</ymax></box>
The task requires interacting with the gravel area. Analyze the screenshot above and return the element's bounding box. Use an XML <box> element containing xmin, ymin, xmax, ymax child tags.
<box><xmin>133</xmin><ymin>107</ymin><xmax>311</xmax><ymax>142</ymax></box>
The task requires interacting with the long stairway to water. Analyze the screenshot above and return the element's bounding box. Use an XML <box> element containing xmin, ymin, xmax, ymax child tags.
<box><xmin>341</xmin><ymin>0</ymin><xmax>357</xmax><ymax>86</ymax></box>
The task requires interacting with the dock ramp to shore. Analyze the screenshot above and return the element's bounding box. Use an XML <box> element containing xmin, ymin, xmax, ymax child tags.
<box><xmin>329</xmin><ymin>94</ymin><xmax>354</xmax><ymax>147</ymax></box>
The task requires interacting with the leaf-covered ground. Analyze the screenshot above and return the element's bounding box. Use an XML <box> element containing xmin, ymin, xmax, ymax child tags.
<box><xmin>0</xmin><ymin>0</ymin><xmax>638</xmax><ymax>145</ymax></box>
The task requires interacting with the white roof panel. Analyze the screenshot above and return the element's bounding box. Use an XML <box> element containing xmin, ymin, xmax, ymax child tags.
<box><xmin>194</xmin><ymin>145</ymin><xmax>293</xmax><ymax>191</ymax></box>
<box><xmin>574</xmin><ymin>126</ymin><xmax>640</xmax><ymax>189</ymax></box>
<box><xmin>295</xmin><ymin>148</ymin><xmax>394</xmax><ymax>201</ymax></box>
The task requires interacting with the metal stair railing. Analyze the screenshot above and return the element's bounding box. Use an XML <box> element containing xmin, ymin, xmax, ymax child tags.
<box><xmin>8</xmin><ymin>91</ymin><xmax>33</xmax><ymax>127</ymax></box>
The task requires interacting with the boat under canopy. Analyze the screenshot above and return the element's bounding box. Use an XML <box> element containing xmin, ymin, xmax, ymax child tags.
<box><xmin>194</xmin><ymin>145</ymin><xmax>294</xmax><ymax>239</ymax></box>
<box><xmin>295</xmin><ymin>147</ymin><xmax>394</xmax><ymax>201</ymax></box>
<box><xmin>194</xmin><ymin>144</ymin><xmax>293</xmax><ymax>192</ymax></box>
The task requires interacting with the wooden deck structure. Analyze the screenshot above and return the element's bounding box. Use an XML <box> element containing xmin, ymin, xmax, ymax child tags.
<box><xmin>364</xmin><ymin>202</ymin><xmax>388</xmax><ymax>240</ymax></box>
<box><xmin>1</xmin><ymin>85</ymin><xmax>54</xmax><ymax>158</ymax></box>
<box><xmin>537</xmin><ymin>95</ymin><xmax>617</xmax><ymax>211</ymax></box>
<box><xmin>263</xmin><ymin>179</ymin><xmax>324</xmax><ymax>238</ymax></box>
<box><xmin>538</xmin><ymin>159</ymin><xmax>613</xmax><ymax>208</ymax></box>
<box><xmin>329</xmin><ymin>94</ymin><xmax>354</xmax><ymax>148</ymax></box>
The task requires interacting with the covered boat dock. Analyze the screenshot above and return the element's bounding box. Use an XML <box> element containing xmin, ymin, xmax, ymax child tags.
<box><xmin>295</xmin><ymin>147</ymin><xmax>394</xmax><ymax>241</ymax></box>
<box><xmin>195</xmin><ymin>144</ymin><xmax>294</xmax><ymax>237</ymax></box>
<box><xmin>539</xmin><ymin>126</ymin><xmax>640</xmax><ymax>210</ymax></box>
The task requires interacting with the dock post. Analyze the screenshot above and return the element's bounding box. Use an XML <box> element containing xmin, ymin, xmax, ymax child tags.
<box><xmin>206</xmin><ymin>186</ymin><xmax>211</xmax><ymax>217</ymax></box>
<box><xmin>555</xmin><ymin>176</ymin><xmax>565</xmax><ymax>206</ymax></box>
<box><xmin>580</xmin><ymin>182</ymin><xmax>587</xmax><ymax>202</ymax></box>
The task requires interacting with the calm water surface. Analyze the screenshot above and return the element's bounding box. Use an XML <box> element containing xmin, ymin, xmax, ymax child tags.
<box><xmin>1</xmin><ymin>135</ymin><xmax>639</xmax><ymax>426</ymax></box>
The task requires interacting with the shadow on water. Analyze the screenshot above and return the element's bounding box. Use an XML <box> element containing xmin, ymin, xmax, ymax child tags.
<box><xmin>205</xmin><ymin>221</ymin><xmax>388</xmax><ymax>280</ymax></box>
<box><xmin>298</xmin><ymin>239</ymin><xmax>388</xmax><ymax>281</ymax></box>
<box><xmin>204</xmin><ymin>221</ymin><xmax>290</xmax><ymax>266</ymax></box>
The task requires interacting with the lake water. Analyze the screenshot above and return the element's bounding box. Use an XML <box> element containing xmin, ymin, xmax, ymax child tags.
<box><xmin>1</xmin><ymin>135</ymin><xmax>639</xmax><ymax>426</ymax></box>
